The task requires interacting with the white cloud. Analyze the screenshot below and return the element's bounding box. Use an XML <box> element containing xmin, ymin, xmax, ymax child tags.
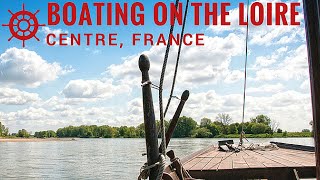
<box><xmin>247</xmin><ymin>83</ymin><xmax>285</xmax><ymax>93</ymax></box>
<box><xmin>4</xmin><ymin>107</ymin><xmax>53</xmax><ymax>121</ymax></box>
<box><xmin>0</xmin><ymin>87</ymin><xmax>40</xmax><ymax>105</ymax></box>
<box><xmin>39</xmin><ymin>96</ymin><xmax>87</xmax><ymax>110</ymax></box>
<box><xmin>300</xmin><ymin>80</ymin><xmax>310</xmax><ymax>91</ymax></box>
<box><xmin>224</xmin><ymin>70</ymin><xmax>244</xmax><ymax>84</ymax></box>
<box><xmin>127</xmin><ymin>98</ymin><xmax>143</xmax><ymax>115</ymax></box>
<box><xmin>107</xmin><ymin>33</ymin><xmax>245</xmax><ymax>89</ymax></box>
<box><xmin>253</xmin><ymin>46</ymin><xmax>288</xmax><ymax>68</ymax></box>
<box><xmin>62</xmin><ymin>79</ymin><xmax>131</xmax><ymax>99</ymax></box>
<box><xmin>0</xmin><ymin>48</ymin><xmax>74</xmax><ymax>87</ymax></box>
<box><xmin>255</xmin><ymin>44</ymin><xmax>308</xmax><ymax>81</ymax></box>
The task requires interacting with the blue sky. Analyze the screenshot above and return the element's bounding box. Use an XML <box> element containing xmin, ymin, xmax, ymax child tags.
<box><xmin>0</xmin><ymin>0</ymin><xmax>312</xmax><ymax>133</ymax></box>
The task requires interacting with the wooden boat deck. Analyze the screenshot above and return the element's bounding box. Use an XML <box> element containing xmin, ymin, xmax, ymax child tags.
<box><xmin>181</xmin><ymin>143</ymin><xmax>316</xmax><ymax>180</ymax></box>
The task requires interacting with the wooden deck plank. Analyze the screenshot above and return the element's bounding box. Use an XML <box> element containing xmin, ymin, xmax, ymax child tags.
<box><xmin>190</xmin><ymin>157</ymin><xmax>213</xmax><ymax>170</ymax></box>
<box><xmin>198</xmin><ymin>147</ymin><xmax>220</xmax><ymax>158</ymax></box>
<box><xmin>240</xmin><ymin>149</ymin><xmax>265</xmax><ymax>168</ymax></box>
<box><xmin>232</xmin><ymin>152</ymin><xmax>250</xmax><ymax>169</ymax></box>
<box><xmin>183</xmin><ymin>157</ymin><xmax>203</xmax><ymax>170</ymax></box>
<box><xmin>217</xmin><ymin>152</ymin><xmax>233</xmax><ymax>170</ymax></box>
<box><xmin>276</xmin><ymin>149</ymin><xmax>315</xmax><ymax>160</ymax></box>
<box><xmin>250</xmin><ymin>150</ymin><xmax>304</xmax><ymax>167</ymax></box>
<box><xmin>257</xmin><ymin>149</ymin><xmax>315</xmax><ymax>167</ymax></box>
<box><xmin>202</xmin><ymin>152</ymin><xmax>226</xmax><ymax>170</ymax></box>
<box><xmin>244</xmin><ymin>150</ymin><xmax>284</xmax><ymax>168</ymax></box>
<box><xmin>202</xmin><ymin>157</ymin><xmax>223</xmax><ymax>170</ymax></box>
<box><xmin>243</xmin><ymin>157</ymin><xmax>266</xmax><ymax>168</ymax></box>
<box><xmin>189</xmin><ymin>149</ymin><xmax>223</xmax><ymax>170</ymax></box>
<box><xmin>265</xmin><ymin>148</ymin><xmax>315</xmax><ymax>159</ymax></box>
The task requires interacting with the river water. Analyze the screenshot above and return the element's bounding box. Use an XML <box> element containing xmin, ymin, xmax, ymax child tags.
<box><xmin>0</xmin><ymin>138</ymin><xmax>314</xmax><ymax>179</ymax></box>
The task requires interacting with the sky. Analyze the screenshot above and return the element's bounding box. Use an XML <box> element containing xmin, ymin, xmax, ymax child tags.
<box><xmin>0</xmin><ymin>0</ymin><xmax>312</xmax><ymax>133</ymax></box>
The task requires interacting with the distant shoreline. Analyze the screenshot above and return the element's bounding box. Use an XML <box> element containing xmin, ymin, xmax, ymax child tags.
<box><xmin>0</xmin><ymin>138</ymin><xmax>75</xmax><ymax>142</ymax></box>
<box><xmin>0</xmin><ymin>134</ymin><xmax>313</xmax><ymax>143</ymax></box>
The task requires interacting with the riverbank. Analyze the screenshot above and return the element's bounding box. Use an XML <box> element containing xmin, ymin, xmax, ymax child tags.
<box><xmin>215</xmin><ymin>132</ymin><xmax>312</xmax><ymax>138</ymax></box>
<box><xmin>0</xmin><ymin>138</ymin><xmax>75</xmax><ymax>142</ymax></box>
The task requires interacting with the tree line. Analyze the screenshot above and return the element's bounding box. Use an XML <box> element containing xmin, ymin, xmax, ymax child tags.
<box><xmin>34</xmin><ymin>114</ymin><xmax>287</xmax><ymax>138</ymax></box>
<box><xmin>0</xmin><ymin>114</ymin><xmax>312</xmax><ymax>138</ymax></box>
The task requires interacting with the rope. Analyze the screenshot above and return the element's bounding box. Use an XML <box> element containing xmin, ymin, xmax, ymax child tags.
<box><xmin>138</xmin><ymin>155</ymin><xmax>166</xmax><ymax>180</ymax></box>
<box><xmin>164</xmin><ymin>0</ymin><xmax>190</xmax><ymax>118</ymax></box>
<box><xmin>240</xmin><ymin>0</ymin><xmax>250</xmax><ymax>146</ymax></box>
<box><xmin>156</xmin><ymin>155</ymin><xmax>166</xmax><ymax>180</ymax></box>
<box><xmin>158</xmin><ymin>0</ymin><xmax>180</xmax><ymax>157</ymax></box>
<box><xmin>245</xmin><ymin>143</ymin><xmax>279</xmax><ymax>151</ymax></box>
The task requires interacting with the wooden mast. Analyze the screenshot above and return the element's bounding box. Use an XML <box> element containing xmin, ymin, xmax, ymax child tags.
<box><xmin>303</xmin><ymin>0</ymin><xmax>320</xmax><ymax>179</ymax></box>
<box><xmin>159</xmin><ymin>90</ymin><xmax>189</xmax><ymax>153</ymax></box>
<box><xmin>139</xmin><ymin>54</ymin><xmax>159</xmax><ymax>179</ymax></box>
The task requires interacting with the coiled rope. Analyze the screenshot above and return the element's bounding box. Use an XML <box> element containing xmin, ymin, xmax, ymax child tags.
<box><xmin>138</xmin><ymin>155</ymin><xmax>166</xmax><ymax>180</ymax></box>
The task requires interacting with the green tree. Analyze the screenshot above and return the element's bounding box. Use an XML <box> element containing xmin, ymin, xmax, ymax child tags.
<box><xmin>250</xmin><ymin>115</ymin><xmax>271</xmax><ymax>126</ymax></box>
<box><xmin>56</xmin><ymin>128</ymin><xmax>65</xmax><ymax>137</ymax></box>
<box><xmin>100</xmin><ymin>125</ymin><xmax>116</xmax><ymax>138</ymax></box>
<box><xmin>119</xmin><ymin>126</ymin><xmax>128</xmax><ymax>137</ymax></box>
<box><xmin>251</xmin><ymin>123</ymin><xmax>268</xmax><ymax>134</ymax></box>
<box><xmin>244</xmin><ymin>122</ymin><xmax>253</xmax><ymax>134</ymax></box>
<box><xmin>228</xmin><ymin>123</ymin><xmax>238</xmax><ymax>134</ymax></box>
<box><xmin>302</xmin><ymin>129</ymin><xmax>311</xmax><ymax>132</ymax></box>
<box><xmin>136</xmin><ymin>123</ymin><xmax>145</xmax><ymax>138</ymax></box>
<box><xmin>47</xmin><ymin>130</ymin><xmax>56</xmax><ymax>137</ymax></box>
<box><xmin>265</xmin><ymin>126</ymin><xmax>273</xmax><ymax>134</ymax></box>
<box><xmin>207</xmin><ymin>123</ymin><xmax>220</xmax><ymax>137</ymax></box>
<box><xmin>277</xmin><ymin>128</ymin><xmax>283</xmax><ymax>133</ymax></box>
<box><xmin>200</xmin><ymin>118</ymin><xmax>212</xmax><ymax>127</ymax></box>
<box><xmin>17</xmin><ymin>129</ymin><xmax>30</xmax><ymax>138</ymax></box>
<box><xmin>192</xmin><ymin>128</ymin><xmax>212</xmax><ymax>138</ymax></box>
<box><xmin>212</xmin><ymin>121</ymin><xmax>225</xmax><ymax>134</ymax></box>
<box><xmin>173</xmin><ymin>116</ymin><xmax>197</xmax><ymax>138</ymax></box>
<box><xmin>127</xmin><ymin>126</ymin><xmax>137</xmax><ymax>138</ymax></box>
<box><xmin>34</xmin><ymin>130</ymin><xmax>56</xmax><ymax>138</ymax></box>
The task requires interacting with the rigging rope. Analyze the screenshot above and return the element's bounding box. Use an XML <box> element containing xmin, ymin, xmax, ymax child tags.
<box><xmin>158</xmin><ymin>0</ymin><xmax>180</xmax><ymax>157</ymax></box>
<box><xmin>240</xmin><ymin>0</ymin><xmax>250</xmax><ymax>146</ymax></box>
<box><xmin>164</xmin><ymin>0</ymin><xmax>190</xmax><ymax>118</ymax></box>
<box><xmin>138</xmin><ymin>155</ymin><xmax>165</xmax><ymax>180</ymax></box>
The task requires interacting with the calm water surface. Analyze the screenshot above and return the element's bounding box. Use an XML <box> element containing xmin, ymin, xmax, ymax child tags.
<box><xmin>0</xmin><ymin>138</ymin><xmax>314</xmax><ymax>179</ymax></box>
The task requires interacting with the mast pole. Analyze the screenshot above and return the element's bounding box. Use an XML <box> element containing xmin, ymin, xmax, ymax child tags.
<box><xmin>303</xmin><ymin>0</ymin><xmax>320</xmax><ymax>179</ymax></box>
<box><xmin>139</xmin><ymin>54</ymin><xmax>159</xmax><ymax>180</ymax></box>
<box><xmin>159</xmin><ymin>90</ymin><xmax>189</xmax><ymax>153</ymax></box>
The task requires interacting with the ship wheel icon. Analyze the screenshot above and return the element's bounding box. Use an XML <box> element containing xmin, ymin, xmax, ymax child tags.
<box><xmin>2</xmin><ymin>4</ymin><xmax>45</xmax><ymax>47</ymax></box>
